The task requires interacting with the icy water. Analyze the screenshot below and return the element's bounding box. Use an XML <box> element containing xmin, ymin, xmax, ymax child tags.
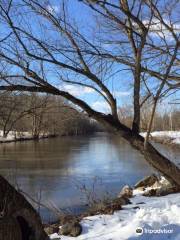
<box><xmin>0</xmin><ymin>133</ymin><xmax>179</xmax><ymax>222</ymax></box>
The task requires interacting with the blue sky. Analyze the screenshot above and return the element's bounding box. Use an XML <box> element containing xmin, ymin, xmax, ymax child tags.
<box><xmin>47</xmin><ymin>0</ymin><xmax>180</xmax><ymax>112</ymax></box>
<box><xmin>0</xmin><ymin>0</ymin><xmax>179</xmax><ymax>113</ymax></box>
<box><xmin>36</xmin><ymin>0</ymin><xmax>135</xmax><ymax>112</ymax></box>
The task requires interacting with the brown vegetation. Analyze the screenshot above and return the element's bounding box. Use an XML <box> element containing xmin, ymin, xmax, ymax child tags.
<box><xmin>0</xmin><ymin>93</ymin><xmax>98</xmax><ymax>138</ymax></box>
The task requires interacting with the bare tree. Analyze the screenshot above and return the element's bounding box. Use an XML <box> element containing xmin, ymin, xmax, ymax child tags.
<box><xmin>0</xmin><ymin>92</ymin><xmax>49</xmax><ymax>138</ymax></box>
<box><xmin>0</xmin><ymin>0</ymin><xmax>179</xmax><ymax>189</ymax></box>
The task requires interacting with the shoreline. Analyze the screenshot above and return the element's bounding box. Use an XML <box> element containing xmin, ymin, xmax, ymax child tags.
<box><xmin>0</xmin><ymin>132</ymin><xmax>96</xmax><ymax>144</ymax></box>
<box><xmin>46</xmin><ymin>175</ymin><xmax>180</xmax><ymax>239</ymax></box>
<box><xmin>151</xmin><ymin>137</ymin><xmax>180</xmax><ymax>147</ymax></box>
<box><xmin>0</xmin><ymin>134</ymin><xmax>58</xmax><ymax>144</ymax></box>
<box><xmin>49</xmin><ymin>192</ymin><xmax>180</xmax><ymax>240</ymax></box>
<box><xmin>0</xmin><ymin>131</ymin><xmax>179</xmax><ymax>146</ymax></box>
<box><xmin>141</xmin><ymin>131</ymin><xmax>180</xmax><ymax>147</ymax></box>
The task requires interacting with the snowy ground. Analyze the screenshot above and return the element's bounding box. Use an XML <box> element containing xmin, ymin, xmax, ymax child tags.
<box><xmin>50</xmin><ymin>190</ymin><xmax>180</xmax><ymax>240</ymax></box>
<box><xmin>0</xmin><ymin>130</ymin><xmax>48</xmax><ymax>142</ymax></box>
<box><xmin>141</xmin><ymin>131</ymin><xmax>180</xmax><ymax>145</ymax></box>
<box><xmin>0</xmin><ymin>130</ymin><xmax>179</xmax><ymax>145</ymax></box>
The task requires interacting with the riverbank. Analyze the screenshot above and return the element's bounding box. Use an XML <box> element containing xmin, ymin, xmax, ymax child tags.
<box><xmin>0</xmin><ymin>130</ymin><xmax>97</xmax><ymax>143</ymax></box>
<box><xmin>0</xmin><ymin>130</ymin><xmax>57</xmax><ymax>143</ymax></box>
<box><xmin>50</xmin><ymin>193</ymin><xmax>180</xmax><ymax>240</ymax></box>
<box><xmin>48</xmin><ymin>176</ymin><xmax>180</xmax><ymax>240</ymax></box>
<box><xmin>1</xmin><ymin>130</ymin><xmax>180</xmax><ymax>146</ymax></box>
<box><xmin>141</xmin><ymin>131</ymin><xmax>180</xmax><ymax>146</ymax></box>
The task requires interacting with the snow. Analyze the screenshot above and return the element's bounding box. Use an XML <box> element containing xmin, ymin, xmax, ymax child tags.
<box><xmin>0</xmin><ymin>130</ymin><xmax>48</xmax><ymax>142</ymax></box>
<box><xmin>49</xmin><ymin>191</ymin><xmax>180</xmax><ymax>240</ymax></box>
<box><xmin>1</xmin><ymin>130</ymin><xmax>179</xmax><ymax>144</ymax></box>
<box><xmin>1</xmin><ymin>130</ymin><xmax>179</xmax><ymax>239</ymax></box>
<box><xmin>141</xmin><ymin>131</ymin><xmax>180</xmax><ymax>145</ymax></box>
<box><xmin>0</xmin><ymin>130</ymin><xmax>16</xmax><ymax>141</ymax></box>
<box><xmin>173</xmin><ymin>138</ymin><xmax>180</xmax><ymax>145</ymax></box>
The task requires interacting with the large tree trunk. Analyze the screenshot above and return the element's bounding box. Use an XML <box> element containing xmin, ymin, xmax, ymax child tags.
<box><xmin>99</xmin><ymin>114</ymin><xmax>180</xmax><ymax>188</ymax></box>
<box><xmin>0</xmin><ymin>175</ymin><xmax>49</xmax><ymax>240</ymax></box>
<box><xmin>128</xmin><ymin>134</ymin><xmax>180</xmax><ymax>188</ymax></box>
<box><xmin>1</xmin><ymin>85</ymin><xmax>179</xmax><ymax>188</ymax></box>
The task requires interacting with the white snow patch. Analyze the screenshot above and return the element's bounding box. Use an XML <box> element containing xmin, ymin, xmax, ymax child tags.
<box><xmin>49</xmin><ymin>192</ymin><xmax>180</xmax><ymax>240</ymax></box>
<box><xmin>0</xmin><ymin>130</ymin><xmax>48</xmax><ymax>142</ymax></box>
<box><xmin>141</xmin><ymin>131</ymin><xmax>180</xmax><ymax>145</ymax></box>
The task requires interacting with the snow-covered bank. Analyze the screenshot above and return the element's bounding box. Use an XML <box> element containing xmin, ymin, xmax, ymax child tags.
<box><xmin>50</xmin><ymin>192</ymin><xmax>180</xmax><ymax>240</ymax></box>
<box><xmin>0</xmin><ymin>130</ymin><xmax>51</xmax><ymax>143</ymax></box>
<box><xmin>141</xmin><ymin>131</ymin><xmax>180</xmax><ymax>145</ymax></box>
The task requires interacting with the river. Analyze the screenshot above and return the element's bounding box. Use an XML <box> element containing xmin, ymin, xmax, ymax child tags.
<box><xmin>0</xmin><ymin>133</ymin><xmax>179</xmax><ymax>222</ymax></box>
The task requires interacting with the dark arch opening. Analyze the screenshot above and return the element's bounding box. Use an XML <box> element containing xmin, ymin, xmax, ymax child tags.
<box><xmin>16</xmin><ymin>216</ymin><xmax>34</xmax><ymax>240</ymax></box>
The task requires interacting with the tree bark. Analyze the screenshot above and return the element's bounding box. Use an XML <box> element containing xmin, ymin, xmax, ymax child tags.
<box><xmin>97</xmin><ymin>114</ymin><xmax>180</xmax><ymax>188</ymax></box>
<box><xmin>0</xmin><ymin>85</ymin><xmax>179</xmax><ymax>188</ymax></box>
<box><xmin>0</xmin><ymin>175</ymin><xmax>49</xmax><ymax>240</ymax></box>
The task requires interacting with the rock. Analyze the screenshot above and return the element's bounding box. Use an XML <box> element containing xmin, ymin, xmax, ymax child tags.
<box><xmin>133</xmin><ymin>206</ymin><xmax>140</xmax><ymax>209</ymax></box>
<box><xmin>155</xmin><ymin>186</ymin><xmax>179</xmax><ymax>196</ymax></box>
<box><xmin>159</xmin><ymin>176</ymin><xmax>171</xmax><ymax>187</ymax></box>
<box><xmin>59</xmin><ymin>214</ymin><xmax>77</xmax><ymax>225</ymax></box>
<box><xmin>104</xmin><ymin>199</ymin><xmax>122</xmax><ymax>214</ymax></box>
<box><xmin>142</xmin><ymin>185</ymin><xmax>179</xmax><ymax>197</ymax></box>
<box><xmin>143</xmin><ymin>189</ymin><xmax>157</xmax><ymax>197</ymax></box>
<box><xmin>150</xmin><ymin>176</ymin><xmax>171</xmax><ymax>189</ymax></box>
<box><xmin>44</xmin><ymin>225</ymin><xmax>59</xmax><ymax>235</ymax></box>
<box><xmin>134</xmin><ymin>186</ymin><xmax>145</xmax><ymax>192</ymax></box>
<box><xmin>44</xmin><ymin>227</ymin><xmax>53</xmax><ymax>235</ymax></box>
<box><xmin>59</xmin><ymin>221</ymin><xmax>82</xmax><ymax>237</ymax></box>
<box><xmin>116</xmin><ymin>196</ymin><xmax>131</xmax><ymax>205</ymax></box>
<box><xmin>151</xmin><ymin>181</ymin><xmax>161</xmax><ymax>189</ymax></box>
<box><xmin>141</xmin><ymin>174</ymin><xmax>179</xmax><ymax>197</ymax></box>
<box><xmin>118</xmin><ymin>185</ymin><xmax>133</xmax><ymax>198</ymax></box>
<box><xmin>134</xmin><ymin>174</ymin><xmax>158</xmax><ymax>188</ymax></box>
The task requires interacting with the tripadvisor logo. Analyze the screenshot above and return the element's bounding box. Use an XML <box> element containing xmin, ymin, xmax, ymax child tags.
<box><xmin>136</xmin><ymin>227</ymin><xmax>143</xmax><ymax>235</ymax></box>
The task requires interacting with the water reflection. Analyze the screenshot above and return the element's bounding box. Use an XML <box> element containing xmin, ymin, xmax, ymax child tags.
<box><xmin>0</xmin><ymin>133</ymin><xmax>179</xmax><ymax>222</ymax></box>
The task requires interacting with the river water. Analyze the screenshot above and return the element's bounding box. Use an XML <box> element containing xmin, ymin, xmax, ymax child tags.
<box><xmin>0</xmin><ymin>133</ymin><xmax>179</xmax><ymax>222</ymax></box>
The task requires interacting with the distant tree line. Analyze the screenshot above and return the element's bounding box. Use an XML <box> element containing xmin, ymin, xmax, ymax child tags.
<box><xmin>118</xmin><ymin>103</ymin><xmax>180</xmax><ymax>132</ymax></box>
<box><xmin>0</xmin><ymin>92</ymin><xmax>99</xmax><ymax>138</ymax></box>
